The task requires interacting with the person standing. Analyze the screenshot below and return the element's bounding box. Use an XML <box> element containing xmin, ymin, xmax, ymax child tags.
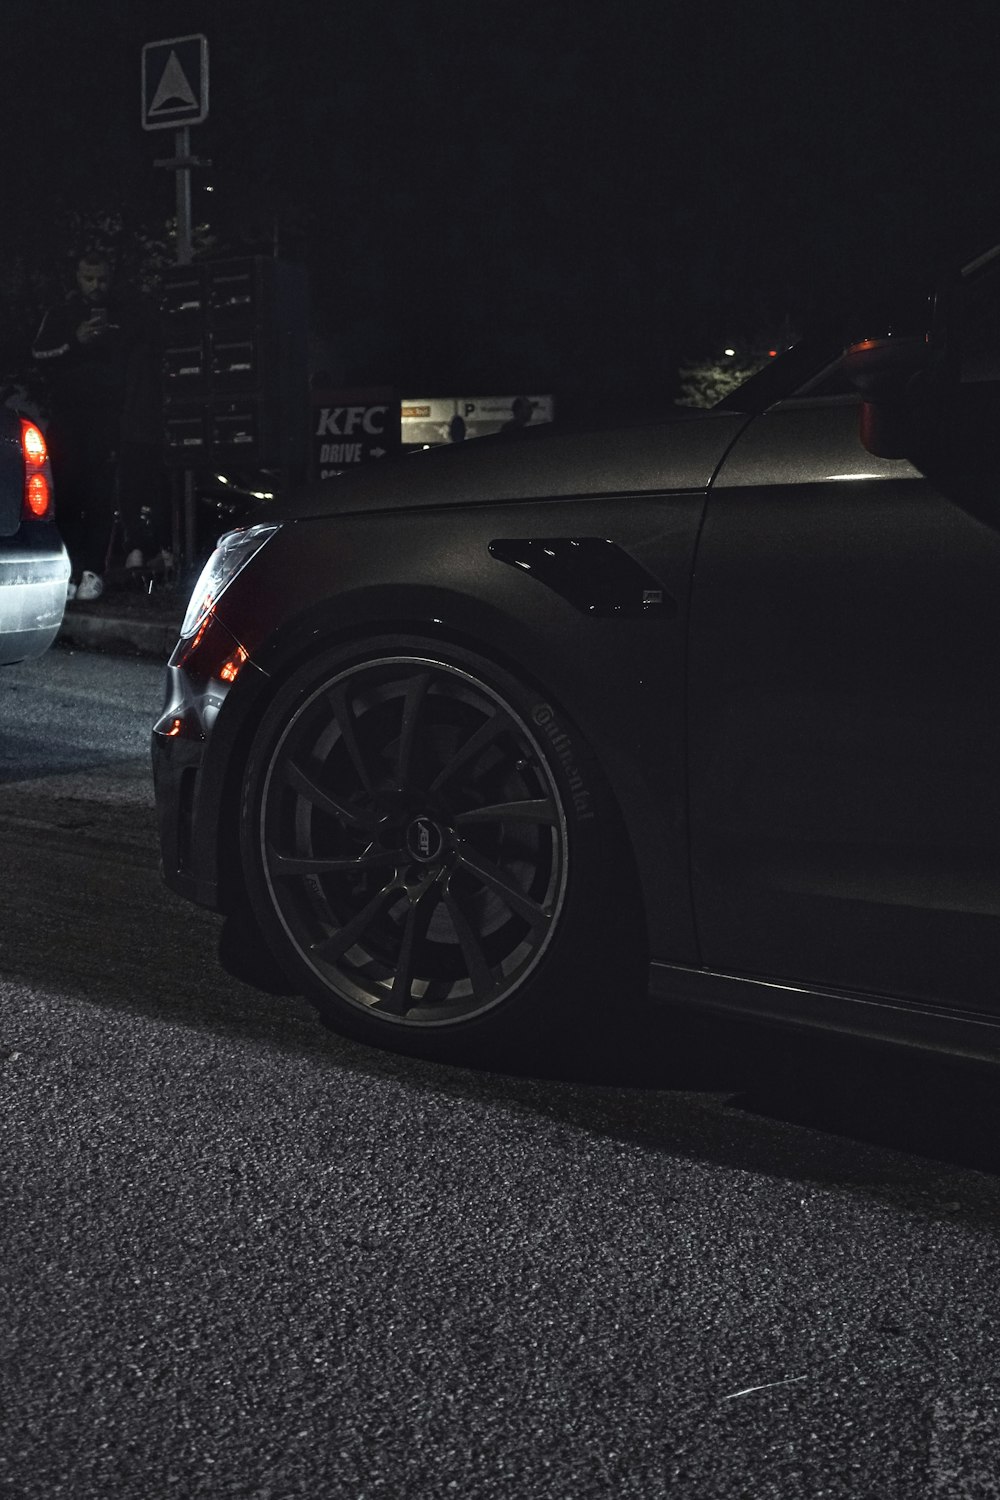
<box><xmin>115</xmin><ymin>282</ymin><xmax>170</xmax><ymax>577</ymax></box>
<box><xmin>32</xmin><ymin>253</ymin><xmax>122</xmax><ymax>600</ymax></box>
<box><xmin>32</xmin><ymin>252</ymin><xmax>166</xmax><ymax>600</ymax></box>
<box><xmin>500</xmin><ymin>395</ymin><xmax>535</xmax><ymax>433</ymax></box>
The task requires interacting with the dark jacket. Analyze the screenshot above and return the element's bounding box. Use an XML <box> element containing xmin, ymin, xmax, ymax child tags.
<box><xmin>32</xmin><ymin>288</ymin><xmax>161</xmax><ymax>447</ymax></box>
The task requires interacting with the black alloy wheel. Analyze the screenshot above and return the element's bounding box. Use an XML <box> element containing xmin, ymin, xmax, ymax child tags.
<box><xmin>240</xmin><ymin>637</ymin><xmax>640</xmax><ymax>1061</ymax></box>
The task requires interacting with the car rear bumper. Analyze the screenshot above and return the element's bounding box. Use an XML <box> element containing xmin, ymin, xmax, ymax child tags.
<box><xmin>0</xmin><ymin>548</ymin><xmax>70</xmax><ymax>664</ymax></box>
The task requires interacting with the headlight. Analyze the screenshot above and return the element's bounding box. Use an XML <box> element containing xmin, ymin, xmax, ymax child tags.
<box><xmin>180</xmin><ymin>524</ymin><xmax>280</xmax><ymax>639</ymax></box>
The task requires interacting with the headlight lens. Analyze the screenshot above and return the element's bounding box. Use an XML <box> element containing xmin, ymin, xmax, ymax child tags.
<box><xmin>180</xmin><ymin>524</ymin><xmax>280</xmax><ymax>639</ymax></box>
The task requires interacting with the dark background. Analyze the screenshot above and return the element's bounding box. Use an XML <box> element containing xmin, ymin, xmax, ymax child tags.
<box><xmin>5</xmin><ymin>1</ymin><xmax>1000</xmax><ymax>413</ymax></box>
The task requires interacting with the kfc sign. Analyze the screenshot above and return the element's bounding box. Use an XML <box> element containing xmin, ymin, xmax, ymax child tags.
<box><xmin>312</xmin><ymin>387</ymin><xmax>400</xmax><ymax>477</ymax></box>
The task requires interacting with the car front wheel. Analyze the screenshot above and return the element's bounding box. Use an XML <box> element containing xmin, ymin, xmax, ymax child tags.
<box><xmin>238</xmin><ymin>636</ymin><xmax>642</xmax><ymax>1062</ymax></box>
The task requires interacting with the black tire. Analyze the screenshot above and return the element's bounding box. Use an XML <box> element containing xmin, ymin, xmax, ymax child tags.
<box><xmin>238</xmin><ymin>636</ymin><xmax>644</xmax><ymax>1063</ymax></box>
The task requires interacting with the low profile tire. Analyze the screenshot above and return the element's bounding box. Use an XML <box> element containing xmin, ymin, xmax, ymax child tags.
<box><xmin>238</xmin><ymin>636</ymin><xmax>643</xmax><ymax>1063</ymax></box>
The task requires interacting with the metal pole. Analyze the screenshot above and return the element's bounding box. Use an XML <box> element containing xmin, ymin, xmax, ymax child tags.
<box><xmin>175</xmin><ymin>125</ymin><xmax>193</xmax><ymax>265</ymax></box>
<box><xmin>175</xmin><ymin>124</ymin><xmax>196</xmax><ymax>568</ymax></box>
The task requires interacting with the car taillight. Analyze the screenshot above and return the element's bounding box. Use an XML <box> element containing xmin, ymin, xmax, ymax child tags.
<box><xmin>20</xmin><ymin>418</ymin><xmax>52</xmax><ymax>519</ymax></box>
<box><xmin>25</xmin><ymin>472</ymin><xmax>49</xmax><ymax>517</ymax></box>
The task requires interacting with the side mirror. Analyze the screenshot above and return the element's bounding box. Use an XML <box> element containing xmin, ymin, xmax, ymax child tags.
<box><xmin>844</xmin><ymin>335</ymin><xmax>930</xmax><ymax>458</ymax></box>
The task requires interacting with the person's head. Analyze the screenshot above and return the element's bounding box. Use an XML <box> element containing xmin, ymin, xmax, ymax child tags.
<box><xmin>76</xmin><ymin>254</ymin><xmax>110</xmax><ymax>304</ymax></box>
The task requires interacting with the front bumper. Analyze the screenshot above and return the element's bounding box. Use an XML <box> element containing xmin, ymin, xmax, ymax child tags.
<box><xmin>151</xmin><ymin>608</ymin><xmax>269</xmax><ymax>911</ymax></box>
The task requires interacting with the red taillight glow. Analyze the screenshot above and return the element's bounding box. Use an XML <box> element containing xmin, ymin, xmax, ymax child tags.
<box><xmin>20</xmin><ymin>418</ymin><xmax>52</xmax><ymax>519</ymax></box>
<box><xmin>25</xmin><ymin>472</ymin><xmax>50</xmax><ymax>517</ymax></box>
<box><xmin>218</xmin><ymin>645</ymin><xmax>248</xmax><ymax>683</ymax></box>
<box><xmin>21</xmin><ymin>421</ymin><xmax>47</xmax><ymax>467</ymax></box>
<box><xmin>178</xmin><ymin>608</ymin><xmax>213</xmax><ymax>665</ymax></box>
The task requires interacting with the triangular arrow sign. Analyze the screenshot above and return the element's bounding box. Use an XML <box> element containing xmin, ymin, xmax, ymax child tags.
<box><xmin>149</xmin><ymin>50</ymin><xmax>198</xmax><ymax>116</ymax></box>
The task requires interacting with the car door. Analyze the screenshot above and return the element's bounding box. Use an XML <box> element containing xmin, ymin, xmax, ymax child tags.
<box><xmin>687</xmin><ymin>391</ymin><xmax>1000</xmax><ymax>1015</ymax></box>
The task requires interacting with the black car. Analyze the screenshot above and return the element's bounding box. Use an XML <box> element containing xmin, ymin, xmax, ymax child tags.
<box><xmin>153</xmin><ymin>249</ymin><xmax>1000</xmax><ymax>1066</ymax></box>
<box><xmin>0</xmin><ymin>408</ymin><xmax>67</xmax><ymax>665</ymax></box>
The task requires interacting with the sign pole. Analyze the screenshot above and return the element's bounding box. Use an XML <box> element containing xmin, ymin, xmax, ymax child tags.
<box><xmin>175</xmin><ymin>125</ymin><xmax>193</xmax><ymax>267</ymax></box>
<box><xmin>143</xmin><ymin>34</ymin><xmax>209</xmax><ymax>578</ymax></box>
<box><xmin>173</xmin><ymin>123</ymin><xmax>196</xmax><ymax>563</ymax></box>
<box><xmin>154</xmin><ymin>128</ymin><xmax>204</xmax><ymax>570</ymax></box>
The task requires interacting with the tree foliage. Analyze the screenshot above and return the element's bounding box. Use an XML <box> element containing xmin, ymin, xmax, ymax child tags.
<box><xmin>675</xmin><ymin>353</ymin><xmax>769</xmax><ymax>410</ymax></box>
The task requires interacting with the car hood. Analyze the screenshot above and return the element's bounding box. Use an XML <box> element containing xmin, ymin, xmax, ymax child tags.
<box><xmin>266</xmin><ymin>408</ymin><xmax>751</xmax><ymax>522</ymax></box>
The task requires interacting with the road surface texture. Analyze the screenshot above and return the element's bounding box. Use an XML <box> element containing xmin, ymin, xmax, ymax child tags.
<box><xmin>1</xmin><ymin>645</ymin><xmax>999</xmax><ymax>1498</ymax></box>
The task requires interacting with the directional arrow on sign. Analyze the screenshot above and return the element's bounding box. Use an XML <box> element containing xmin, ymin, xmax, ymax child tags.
<box><xmin>142</xmin><ymin>34</ymin><xmax>209</xmax><ymax>130</ymax></box>
<box><xmin>149</xmin><ymin>51</ymin><xmax>199</xmax><ymax>118</ymax></box>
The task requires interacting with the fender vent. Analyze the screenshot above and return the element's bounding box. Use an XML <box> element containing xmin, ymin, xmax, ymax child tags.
<box><xmin>488</xmin><ymin>537</ymin><xmax>675</xmax><ymax>618</ymax></box>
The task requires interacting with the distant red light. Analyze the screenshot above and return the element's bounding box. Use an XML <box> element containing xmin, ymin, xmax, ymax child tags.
<box><xmin>768</xmin><ymin>349</ymin><xmax>778</xmax><ymax>358</ymax></box>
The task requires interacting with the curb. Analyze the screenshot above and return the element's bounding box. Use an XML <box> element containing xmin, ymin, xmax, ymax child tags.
<box><xmin>58</xmin><ymin>609</ymin><xmax>183</xmax><ymax>661</ymax></box>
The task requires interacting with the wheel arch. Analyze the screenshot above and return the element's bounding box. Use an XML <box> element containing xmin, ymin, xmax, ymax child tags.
<box><xmin>212</xmin><ymin>591</ymin><xmax>647</xmax><ymax>962</ymax></box>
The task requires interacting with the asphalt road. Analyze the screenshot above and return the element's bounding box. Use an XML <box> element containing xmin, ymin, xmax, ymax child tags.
<box><xmin>1</xmin><ymin>644</ymin><xmax>1000</xmax><ymax>1498</ymax></box>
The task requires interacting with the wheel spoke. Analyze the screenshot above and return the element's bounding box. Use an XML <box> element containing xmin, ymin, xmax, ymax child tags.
<box><xmin>429</xmin><ymin>707</ymin><xmax>515</xmax><ymax>794</ymax></box>
<box><xmin>372</xmin><ymin>876</ymin><xmax>441</xmax><ymax>1014</ymax></box>
<box><xmin>396</xmin><ymin>670</ymin><xmax>433</xmax><ymax>786</ymax></box>
<box><xmin>452</xmin><ymin>797</ymin><xmax>558</xmax><ymax>827</ymax></box>
<box><xmin>268</xmin><ymin>845</ymin><xmax>399</xmax><ymax>878</ymax></box>
<box><xmin>327</xmin><ymin>681</ymin><xmax>379</xmax><ymax>795</ymax></box>
<box><xmin>453</xmin><ymin>845</ymin><xmax>552</xmax><ymax>933</ymax></box>
<box><xmin>443</xmin><ymin>882</ymin><xmax>498</xmax><ymax>1003</ymax></box>
<box><xmin>284</xmin><ymin>760</ymin><xmax>383</xmax><ymax>834</ymax></box>
<box><xmin>310</xmin><ymin>880</ymin><xmax>400</xmax><ymax>961</ymax></box>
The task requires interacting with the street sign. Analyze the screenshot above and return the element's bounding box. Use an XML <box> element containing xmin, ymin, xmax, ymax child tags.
<box><xmin>401</xmin><ymin>394</ymin><xmax>554</xmax><ymax>446</ymax></box>
<box><xmin>142</xmin><ymin>34</ymin><xmax>209</xmax><ymax>131</ymax></box>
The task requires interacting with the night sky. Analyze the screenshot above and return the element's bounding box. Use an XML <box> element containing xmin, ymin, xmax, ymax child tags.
<box><xmin>7</xmin><ymin>1</ymin><xmax>1000</xmax><ymax>415</ymax></box>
